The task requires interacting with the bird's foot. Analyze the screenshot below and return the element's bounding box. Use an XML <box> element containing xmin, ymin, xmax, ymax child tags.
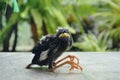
<box><xmin>69</xmin><ymin>60</ymin><xmax>83</xmax><ymax>71</ymax></box>
<box><xmin>52</xmin><ymin>55</ymin><xmax>83</xmax><ymax>71</ymax></box>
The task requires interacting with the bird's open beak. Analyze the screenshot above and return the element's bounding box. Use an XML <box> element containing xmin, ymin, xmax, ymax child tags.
<box><xmin>59</xmin><ymin>33</ymin><xmax>70</xmax><ymax>38</ymax></box>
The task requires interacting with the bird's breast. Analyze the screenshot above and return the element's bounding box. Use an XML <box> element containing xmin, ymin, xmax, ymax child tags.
<box><xmin>52</xmin><ymin>41</ymin><xmax>68</xmax><ymax>60</ymax></box>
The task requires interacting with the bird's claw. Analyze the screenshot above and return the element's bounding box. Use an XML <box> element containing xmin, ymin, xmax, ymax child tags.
<box><xmin>68</xmin><ymin>55</ymin><xmax>83</xmax><ymax>71</ymax></box>
<box><xmin>52</xmin><ymin>55</ymin><xmax>83</xmax><ymax>71</ymax></box>
<box><xmin>69</xmin><ymin>61</ymin><xmax>83</xmax><ymax>71</ymax></box>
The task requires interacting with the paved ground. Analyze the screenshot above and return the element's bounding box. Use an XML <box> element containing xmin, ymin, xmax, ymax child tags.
<box><xmin>0</xmin><ymin>52</ymin><xmax>120</xmax><ymax>80</ymax></box>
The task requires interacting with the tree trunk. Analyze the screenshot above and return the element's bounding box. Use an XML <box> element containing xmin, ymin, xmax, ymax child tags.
<box><xmin>30</xmin><ymin>18</ymin><xmax>39</xmax><ymax>44</ymax></box>
<box><xmin>11</xmin><ymin>23</ymin><xmax>18</xmax><ymax>52</ymax></box>
<box><xmin>42</xmin><ymin>20</ymin><xmax>48</xmax><ymax>35</ymax></box>
<box><xmin>2</xmin><ymin>4</ymin><xmax>18</xmax><ymax>52</ymax></box>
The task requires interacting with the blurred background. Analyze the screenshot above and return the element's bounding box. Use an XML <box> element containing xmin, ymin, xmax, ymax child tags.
<box><xmin>0</xmin><ymin>0</ymin><xmax>120</xmax><ymax>52</ymax></box>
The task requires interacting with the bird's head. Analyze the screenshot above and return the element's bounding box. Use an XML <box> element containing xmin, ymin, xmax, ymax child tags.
<box><xmin>56</xmin><ymin>27</ymin><xmax>71</xmax><ymax>39</ymax></box>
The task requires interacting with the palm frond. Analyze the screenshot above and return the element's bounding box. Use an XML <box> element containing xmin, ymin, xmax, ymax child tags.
<box><xmin>73</xmin><ymin>33</ymin><xmax>109</xmax><ymax>51</ymax></box>
<box><xmin>108</xmin><ymin>27</ymin><xmax>120</xmax><ymax>40</ymax></box>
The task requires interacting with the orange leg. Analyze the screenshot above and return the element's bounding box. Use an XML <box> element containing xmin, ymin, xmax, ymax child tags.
<box><xmin>52</xmin><ymin>55</ymin><xmax>83</xmax><ymax>71</ymax></box>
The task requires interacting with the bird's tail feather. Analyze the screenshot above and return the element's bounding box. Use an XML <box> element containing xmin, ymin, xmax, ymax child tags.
<box><xmin>32</xmin><ymin>47</ymin><xmax>36</xmax><ymax>54</ymax></box>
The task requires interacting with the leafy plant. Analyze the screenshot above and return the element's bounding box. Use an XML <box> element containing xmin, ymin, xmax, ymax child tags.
<box><xmin>21</xmin><ymin>0</ymin><xmax>76</xmax><ymax>36</ymax></box>
<box><xmin>0</xmin><ymin>13</ymin><xmax>19</xmax><ymax>44</ymax></box>
<box><xmin>73</xmin><ymin>32</ymin><xmax>110</xmax><ymax>51</ymax></box>
<box><xmin>0</xmin><ymin>0</ymin><xmax>120</xmax><ymax>51</ymax></box>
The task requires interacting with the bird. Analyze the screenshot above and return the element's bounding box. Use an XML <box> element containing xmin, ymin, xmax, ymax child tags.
<box><xmin>26</xmin><ymin>27</ymin><xmax>73</xmax><ymax>71</ymax></box>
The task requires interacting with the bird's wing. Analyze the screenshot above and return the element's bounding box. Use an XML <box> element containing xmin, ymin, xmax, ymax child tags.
<box><xmin>32</xmin><ymin>34</ymin><xmax>56</xmax><ymax>54</ymax></box>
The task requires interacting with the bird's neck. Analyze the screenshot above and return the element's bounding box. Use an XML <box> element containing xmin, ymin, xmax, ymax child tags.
<box><xmin>58</xmin><ymin>39</ymin><xmax>69</xmax><ymax>50</ymax></box>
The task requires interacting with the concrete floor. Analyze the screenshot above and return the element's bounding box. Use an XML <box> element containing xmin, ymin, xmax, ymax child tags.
<box><xmin>0</xmin><ymin>52</ymin><xmax>120</xmax><ymax>80</ymax></box>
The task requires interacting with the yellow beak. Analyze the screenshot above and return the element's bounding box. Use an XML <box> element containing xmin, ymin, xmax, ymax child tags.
<box><xmin>59</xmin><ymin>33</ymin><xmax>70</xmax><ymax>38</ymax></box>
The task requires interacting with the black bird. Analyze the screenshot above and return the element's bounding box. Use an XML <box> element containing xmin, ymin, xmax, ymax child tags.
<box><xmin>26</xmin><ymin>28</ymin><xmax>73</xmax><ymax>71</ymax></box>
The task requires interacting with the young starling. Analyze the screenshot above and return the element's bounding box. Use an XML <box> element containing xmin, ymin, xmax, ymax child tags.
<box><xmin>26</xmin><ymin>28</ymin><xmax>73</xmax><ymax>71</ymax></box>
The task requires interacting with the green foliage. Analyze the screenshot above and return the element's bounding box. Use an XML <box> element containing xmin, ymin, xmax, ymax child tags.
<box><xmin>1</xmin><ymin>0</ymin><xmax>120</xmax><ymax>51</ymax></box>
<box><xmin>0</xmin><ymin>13</ymin><xmax>19</xmax><ymax>44</ymax></box>
<box><xmin>21</xmin><ymin>0</ymin><xmax>76</xmax><ymax>35</ymax></box>
<box><xmin>75</xmin><ymin>0</ymin><xmax>120</xmax><ymax>51</ymax></box>
<box><xmin>73</xmin><ymin>33</ymin><xmax>109</xmax><ymax>51</ymax></box>
<box><xmin>92</xmin><ymin>0</ymin><xmax>120</xmax><ymax>41</ymax></box>
<box><xmin>108</xmin><ymin>27</ymin><xmax>120</xmax><ymax>40</ymax></box>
